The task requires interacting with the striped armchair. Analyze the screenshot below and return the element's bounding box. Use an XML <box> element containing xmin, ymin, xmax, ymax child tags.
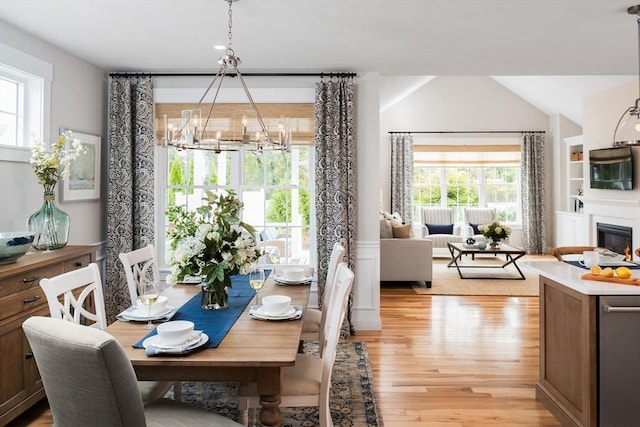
<box><xmin>464</xmin><ymin>208</ymin><xmax>497</xmax><ymax>242</ymax></box>
<box><xmin>420</xmin><ymin>208</ymin><xmax>464</xmax><ymax>249</ymax></box>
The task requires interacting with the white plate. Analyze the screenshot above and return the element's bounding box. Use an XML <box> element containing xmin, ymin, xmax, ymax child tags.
<box><xmin>119</xmin><ymin>306</ymin><xmax>174</xmax><ymax>321</ymax></box>
<box><xmin>273</xmin><ymin>275</ymin><xmax>312</xmax><ymax>285</ymax></box>
<box><xmin>142</xmin><ymin>332</ymin><xmax>208</xmax><ymax>350</ymax></box>
<box><xmin>249</xmin><ymin>305</ymin><xmax>302</xmax><ymax>320</ymax></box>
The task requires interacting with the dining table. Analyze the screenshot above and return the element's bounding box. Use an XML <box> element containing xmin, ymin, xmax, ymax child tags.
<box><xmin>106</xmin><ymin>272</ymin><xmax>311</xmax><ymax>427</ymax></box>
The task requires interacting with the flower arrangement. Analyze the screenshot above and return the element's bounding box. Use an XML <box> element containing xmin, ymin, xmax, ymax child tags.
<box><xmin>30</xmin><ymin>130</ymin><xmax>84</xmax><ymax>192</ymax></box>
<box><xmin>165</xmin><ymin>190</ymin><xmax>261</xmax><ymax>308</ymax></box>
<box><xmin>478</xmin><ymin>220</ymin><xmax>511</xmax><ymax>245</ymax></box>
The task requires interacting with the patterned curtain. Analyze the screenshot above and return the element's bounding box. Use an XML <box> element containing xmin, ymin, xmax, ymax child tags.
<box><xmin>390</xmin><ymin>133</ymin><xmax>414</xmax><ymax>222</ymax></box>
<box><xmin>314</xmin><ymin>77</ymin><xmax>356</xmax><ymax>334</ymax></box>
<box><xmin>521</xmin><ymin>132</ymin><xmax>546</xmax><ymax>254</ymax></box>
<box><xmin>105</xmin><ymin>75</ymin><xmax>155</xmax><ymax>322</ymax></box>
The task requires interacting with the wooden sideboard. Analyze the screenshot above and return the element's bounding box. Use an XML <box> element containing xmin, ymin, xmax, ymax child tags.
<box><xmin>0</xmin><ymin>245</ymin><xmax>95</xmax><ymax>425</ymax></box>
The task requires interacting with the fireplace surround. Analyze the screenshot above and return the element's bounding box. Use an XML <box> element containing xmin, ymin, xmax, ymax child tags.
<box><xmin>581</xmin><ymin>196</ymin><xmax>639</xmax><ymax>263</ymax></box>
<box><xmin>597</xmin><ymin>223</ymin><xmax>633</xmax><ymax>260</ymax></box>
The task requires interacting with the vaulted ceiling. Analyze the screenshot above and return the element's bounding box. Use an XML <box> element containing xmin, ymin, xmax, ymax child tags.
<box><xmin>1</xmin><ymin>0</ymin><xmax>637</xmax><ymax>125</ymax></box>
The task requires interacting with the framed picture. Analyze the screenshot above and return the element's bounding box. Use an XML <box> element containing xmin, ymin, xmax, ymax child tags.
<box><xmin>61</xmin><ymin>129</ymin><xmax>101</xmax><ymax>201</ymax></box>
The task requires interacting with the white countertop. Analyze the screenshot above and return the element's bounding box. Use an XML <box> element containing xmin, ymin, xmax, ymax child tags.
<box><xmin>521</xmin><ymin>260</ymin><xmax>640</xmax><ymax>296</ymax></box>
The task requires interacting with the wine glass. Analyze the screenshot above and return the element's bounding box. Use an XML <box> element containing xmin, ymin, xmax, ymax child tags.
<box><xmin>138</xmin><ymin>277</ymin><xmax>160</xmax><ymax>329</ymax></box>
<box><xmin>267</xmin><ymin>246</ymin><xmax>281</xmax><ymax>265</ymax></box>
<box><xmin>249</xmin><ymin>266</ymin><xmax>265</xmax><ymax>307</ymax></box>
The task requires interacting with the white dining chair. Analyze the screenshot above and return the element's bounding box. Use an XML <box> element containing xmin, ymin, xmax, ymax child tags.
<box><xmin>238</xmin><ymin>262</ymin><xmax>355</xmax><ymax>427</ymax></box>
<box><xmin>39</xmin><ymin>263</ymin><xmax>174</xmax><ymax>404</ymax></box>
<box><xmin>119</xmin><ymin>245</ymin><xmax>186</xmax><ymax>401</ymax></box>
<box><xmin>300</xmin><ymin>242</ymin><xmax>345</xmax><ymax>352</ymax></box>
<box><xmin>119</xmin><ymin>244</ymin><xmax>162</xmax><ymax>307</ymax></box>
<box><xmin>22</xmin><ymin>316</ymin><xmax>242</xmax><ymax>427</ymax></box>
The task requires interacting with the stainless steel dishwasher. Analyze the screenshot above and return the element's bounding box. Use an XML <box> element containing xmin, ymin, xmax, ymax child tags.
<box><xmin>599</xmin><ymin>296</ymin><xmax>640</xmax><ymax>426</ymax></box>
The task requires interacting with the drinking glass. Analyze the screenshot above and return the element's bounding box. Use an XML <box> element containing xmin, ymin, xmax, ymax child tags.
<box><xmin>138</xmin><ymin>277</ymin><xmax>160</xmax><ymax>329</ymax></box>
<box><xmin>267</xmin><ymin>246</ymin><xmax>281</xmax><ymax>265</ymax></box>
<box><xmin>249</xmin><ymin>266</ymin><xmax>265</xmax><ymax>306</ymax></box>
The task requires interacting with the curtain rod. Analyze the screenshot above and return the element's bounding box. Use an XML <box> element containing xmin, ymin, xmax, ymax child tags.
<box><xmin>388</xmin><ymin>130</ymin><xmax>545</xmax><ymax>134</ymax></box>
<box><xmin>109</xmin><ymin>72</ymin><xmax>357</xmax><ymax>78</ymax></box>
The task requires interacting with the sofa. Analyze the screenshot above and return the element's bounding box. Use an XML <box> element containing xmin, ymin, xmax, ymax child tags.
<box><xmin>380</xmin><ymin>213</ymin><xmax>433</xmax><ymax>287</ymax></box>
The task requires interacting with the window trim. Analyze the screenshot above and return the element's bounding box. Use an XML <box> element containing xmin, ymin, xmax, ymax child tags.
<box><xmin>0</xmin><ymin>43</ymin><xmax>52</xmax><ymax>163</ymax></box>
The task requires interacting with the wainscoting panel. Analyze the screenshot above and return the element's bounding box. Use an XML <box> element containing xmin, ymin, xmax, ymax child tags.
<box><xmin>352</xmin><ymin>240</ymin><xmax>382</xmax><ymax>331</ymax></box>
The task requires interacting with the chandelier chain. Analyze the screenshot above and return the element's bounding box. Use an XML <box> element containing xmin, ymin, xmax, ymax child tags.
<box><xmin>227</xmin><ymin>0</ymin><xmax>233</xmax><ymax>50</ymax></box>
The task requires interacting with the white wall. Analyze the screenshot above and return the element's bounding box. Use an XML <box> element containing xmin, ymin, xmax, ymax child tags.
<box><xmin>581</xmin><ymin>80</ymin><xmax>640</xmax><ymax>259</ymax></box>
<box><xmin>380</xmin><ymin>76</ymin><xmax>553</xmax><ymax>239</ymax></box>
<box><xmin>353</xmin><ymin>72</ymin><xmax>382</xmax><ymax>331</ymax></box>
<box><xmin>0</xmin><ymin>20</ymin><xmax>106</xmax><ymax>245</ymax></box>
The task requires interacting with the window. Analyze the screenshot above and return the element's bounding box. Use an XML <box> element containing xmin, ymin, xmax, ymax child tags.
<box><xmin>156</xmin><ymin>102</ymin><xmax>315</xmax><ymax>268</ymax></box>
<box><xmin>0</xmin><ymin>43</ymin><xmax>52</xmax><ymax>162</ymax></box>
<box><xmin>413</xmin><ymin>142</ymin><xmax>521</xmax><ymax>223</ymax></box>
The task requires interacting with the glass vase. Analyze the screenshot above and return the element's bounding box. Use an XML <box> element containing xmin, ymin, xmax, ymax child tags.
<box><xmin>28</xmin><ymin>190</ymin><xmax>70</xmax><ymax>251</ymax></box>
<box><xmin>200</xmin><ymin>278</ymin><xmax>229</xmax><ymax>310</ymax></box>
<box><xmin>490</xmin><ymin>240</ymin><xmax>501</xmax><ymax>249</ymax></box>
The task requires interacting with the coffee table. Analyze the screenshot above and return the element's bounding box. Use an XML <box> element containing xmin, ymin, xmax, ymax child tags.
<box><xmin>447</xmin><ymin>242</ymin><xmax>527</xmax><ymax>280</ymax></box>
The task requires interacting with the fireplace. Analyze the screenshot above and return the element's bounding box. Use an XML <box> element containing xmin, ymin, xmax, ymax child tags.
<box><xmin>597</xmin><ymin>223</ymin><xmax>633</xmax><ymax>261</ymax></box>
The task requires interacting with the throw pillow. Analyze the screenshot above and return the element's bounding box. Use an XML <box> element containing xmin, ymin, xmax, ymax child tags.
<box><xmin>425</xmin><ymin>223</ymin><xmax>454</xmax><ymax>235</ymax></box>
<box><xmin>470</xmin><ymin>223</ymin><xmax>482</xmax><ymax>235</ymax></box>
<box><xmin>380</xmin><ymin>217</ymin><xmax>393</xmax><ymax>238</ymax></box>
<box><xmin>391</xmin><ymin>222</ymin><xmax>412</xmax><ymax>238</ymax></box>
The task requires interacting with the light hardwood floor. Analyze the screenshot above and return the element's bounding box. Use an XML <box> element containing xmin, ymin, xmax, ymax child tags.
<box><xmin>357</xmin><ymin>285</ymin><xmax>561</xmax><ymax>426</ymax></box>
<box><xmin>9</xmin><ymin>287</ymin><xmax>560</xmax><ymax>426</ymax></box>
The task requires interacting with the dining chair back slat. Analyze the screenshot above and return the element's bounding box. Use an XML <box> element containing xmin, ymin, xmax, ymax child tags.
<box><xmin>119</xmin><ymin>245</ymin><xmax>161</xmax><ymax>307</ymax></box>
<box><xmin>39</xmin><ymin>263</ymin><xmax>106</xmax><ymax>329</ymax></box>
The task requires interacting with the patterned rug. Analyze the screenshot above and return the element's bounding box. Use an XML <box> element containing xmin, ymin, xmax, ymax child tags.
<box><xmin>167</xmin><ymin>341</ymin><xmax>382</xmax><ymax>426</ymax></box>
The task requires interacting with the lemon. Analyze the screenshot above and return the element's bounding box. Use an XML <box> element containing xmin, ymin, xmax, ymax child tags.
<box><xmin>590</xmin><ymin>265</ymin><xmax>602</xmax><ymax>275</ymax></box>
<box><xmin>601</xmin><ymin>267</ymin><xmax>614</xmax><ymax>278</ymax></box>
<box><xmin>615</xmin><ymin>267</ymin><xmax>632</xmax><ymax>279</ymax></box>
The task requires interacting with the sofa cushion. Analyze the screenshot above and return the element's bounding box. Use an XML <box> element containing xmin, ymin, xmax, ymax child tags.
<box><xmin>391</xmin><ymin>222</ymin><xmax>412</xmax><ymax>238</ymax></box>
<box><xmin>380</xmin><ymin>218</ymin><xmax>393</xmax><ymax>238</ymax></box>
<box><xmin>425</xmin><ymin>223</ymin><xmax>454</xmax><ymax>235</ymax></box>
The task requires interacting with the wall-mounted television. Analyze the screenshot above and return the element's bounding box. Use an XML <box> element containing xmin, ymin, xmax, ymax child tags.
<box><xmin>589</xmin><ymin>146</ymin><xmax>634</xmax><ymax>190</ymax></box>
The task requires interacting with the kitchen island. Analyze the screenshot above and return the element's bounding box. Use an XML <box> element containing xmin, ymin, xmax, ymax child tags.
<box><xmin>522</xmin><ymin>260</ymin><xmax>640</xmax><ymax>427</ymax></box>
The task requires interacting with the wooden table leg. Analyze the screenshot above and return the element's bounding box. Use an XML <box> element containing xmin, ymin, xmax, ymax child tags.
<box><xmin>257</xmin><ymin>368</ymin><xmax>282</xmax><ymax>426</ymax></box>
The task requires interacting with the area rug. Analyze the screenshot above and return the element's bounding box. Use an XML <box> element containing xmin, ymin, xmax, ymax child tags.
<box><xmin>166</xmin><ymin>340</ymin><xmax>383</xmax><ymax>426</ymax></box>
<box><xmin>408</xmin><ymin>255</ymin><xmax>555</xmax><ymax>296</ymax></box>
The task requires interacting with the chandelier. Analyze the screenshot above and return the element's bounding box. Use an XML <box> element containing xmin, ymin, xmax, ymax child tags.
<box><xmin>613</xmin><ymin>4</ymin><xmax>640</xmax><ymax>147</ymax></box>
<box><xmin>162</xmin><ymin>0</ymin><xmax>290</xmax><ymax>153</ymax></box>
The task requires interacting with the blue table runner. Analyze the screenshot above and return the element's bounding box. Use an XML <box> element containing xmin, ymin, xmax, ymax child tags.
<box><xmin>133</xmin><ymin>272</ymin><xmax>268</xmax><ymax>349</ymax></box>
<box><xmin>564</xmin><ymin>260</ymin><xmax>640</xmax><ymax>270</ymax></box>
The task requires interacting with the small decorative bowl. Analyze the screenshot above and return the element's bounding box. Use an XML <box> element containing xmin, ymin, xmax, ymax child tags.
<box><xmin>0</xmin><ymin>231</ymin><xmax>36</xmax><ymax>265</ymax></box>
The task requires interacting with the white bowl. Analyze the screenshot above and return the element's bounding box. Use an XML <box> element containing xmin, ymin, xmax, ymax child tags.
<box><xmin>282</xmin><ymin>267</ymin><xmax>306</xmax><ymax>282</ymax></box>
<box><xmin>261</xmin><ymin>295</ymin><xmax>292</xmax><ymax>315</ymax></box>
<box><xmin>156</xmin><ymin>320</ymin><xmax>194</xmax><ymax>346</ymax></box>
<box><xmin>0</xmin><ymin>231</ymin><xmax>35</xmax><ymax>265</ymax></box>
<box><xmin>137</xmin><ymin>295</ymin><xmax>168</xmax><ymax>315</ymax></box>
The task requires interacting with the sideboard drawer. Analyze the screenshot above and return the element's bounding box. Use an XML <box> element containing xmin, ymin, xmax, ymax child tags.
<box><xmin>64</xmin><ymin>254</ymin><xmax>91</xmax><ymax>271</ymax></box>
<box><xmin>0</xmin><ymin>286</ymin><xmax>47</xmax><ymax>322</ymax></box>
<box><xmin>0</xmin><ymin>264</ymin><xmax>64</xmax><ymax>298</ymax></box>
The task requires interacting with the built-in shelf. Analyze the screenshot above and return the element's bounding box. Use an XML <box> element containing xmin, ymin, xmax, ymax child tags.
<box><xmin>565</xmin><ymin>136</ymin><xmax>584</xmax><ymax>213</ymax></box>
